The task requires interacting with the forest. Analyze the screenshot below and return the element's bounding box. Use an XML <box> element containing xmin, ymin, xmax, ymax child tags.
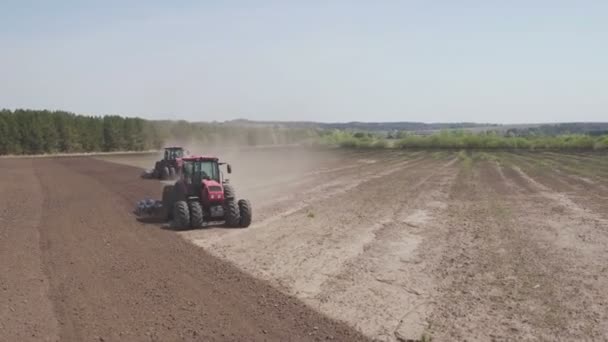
<box><xmin>0</xmin><ymin>109</ymin><xmax>316</xmax><ymax>155</ymax></box>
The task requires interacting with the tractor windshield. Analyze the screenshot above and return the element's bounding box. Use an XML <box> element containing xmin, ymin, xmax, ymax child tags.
<box><xmin>199</xmin><ymin>161</ymin><xmax>219</xmax><ymax>180</ymax></box>
<box><xmin>165</xmin><ymin>148</ymin><xmax>184</xmax><ymax>160</ymax></box>
<box><xmin>183</xmin><ymin>160</ymin><xmax>219</xmax><ymax>182</ymax></box>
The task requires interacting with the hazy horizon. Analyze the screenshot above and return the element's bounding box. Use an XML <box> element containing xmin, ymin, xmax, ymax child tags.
<box><xmin>1</xmin><ymin>1</ymin><xmax>606</xmax><ymax>124</ymax></box>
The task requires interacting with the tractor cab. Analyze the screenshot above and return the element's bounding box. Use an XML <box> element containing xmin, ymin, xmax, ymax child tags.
<box><xmin>180</xmin><ymin>156</ymin><xmax>232</xmax><ymax>203</ymax></box>
<box><xmin>164</xmin><ymin>147</ymin><xmax>184</xmax><ymax>161</ymax></box>
<box><xmin>183</xmin><ymin>156</ymin><xmax>220</xmax><ymax>183</ymax></box>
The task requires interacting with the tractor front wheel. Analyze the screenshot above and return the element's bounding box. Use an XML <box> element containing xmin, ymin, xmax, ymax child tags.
<box><xmin>173</xmin><ymin>200</ymin><xmax>190</xmax><ymax>229</ymax></box>
<box><xmin>189</xmin><ymin>201</ymin><xmax>204</xmax><ymax>228</ymax></box>
<box><xmin>161</xmin><ymin>166</ymin><xmax>170</xmax><ymax>180</ymax></box>
<box><xmin>225</xmin><ymin>200</ymin><xmax>240</xmax><ymax>227</ymax></box>
<box><xmin>238</xmin><ymin>199</ymin><xmax>252</xmax><ymax>228</ymax></box>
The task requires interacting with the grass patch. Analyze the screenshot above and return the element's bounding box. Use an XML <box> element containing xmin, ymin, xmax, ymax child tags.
<box><xmin>473</xmin><ymin>151</ymin><xmax>499</xmax><ymax>162</ymax></box>
<box><xmin>420</xmin><ymin>333</ymin><xmax>433</xmax><ymax>342</ymax></box>
<box><xmin>431</xmin><ymin>151</ymin><xmax>450</xmax><ymax>159</ymax></box>
<box><xmin>319</xmin><ymin>130</ymin><xmax>389</xmax><ymax>149</ymax></box>
<box><xmin>458</xmin><ymin>150</ymin><xmax>473</xmax><ymax>169</ymax></box>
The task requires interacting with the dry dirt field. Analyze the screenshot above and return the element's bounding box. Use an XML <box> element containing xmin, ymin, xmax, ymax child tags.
<box><xmin>2</xmin><ymin>147</ymin><xmax>608</xmax><ymax>341</ymax></box>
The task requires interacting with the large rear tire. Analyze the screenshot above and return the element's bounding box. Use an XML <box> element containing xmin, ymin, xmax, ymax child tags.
<box><xmin>225</xmin><ymin>200</ymin><xmax>240</xmax><ymax>227</ymax></box>
<box><xmin>189</xmin><ymin>201</ymin><xmax>204</xmax><ymax>228</ymax></box>
<box><xmin>238</xmin><ymin>199</ymin><xmax>252</xmax><ymax>228</ymax></box>
<box><xmin>161</xmin><ymin>185</ymin><xmax>175</xmax><ymax>220</ymax></box>
<box><xmin>161</xmin><ymin>166</ymin><xmax>170</xmax><ymax>180</ymax></box>
<box><xmin>173</xmin><ymin>180</ymin><xmax>188</xmax><ymax>202</ymax></box>
<box><xmin>223</xmin><ymin>184</ymin><xmax>235</xmax><ymax>199</ymax></box>
<box><xmin>173</xmin><ymin>200</ymin><xmax>190</xmax><ymax>229</ymax></box>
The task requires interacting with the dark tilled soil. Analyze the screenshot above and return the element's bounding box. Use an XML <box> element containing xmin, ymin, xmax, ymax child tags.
<box><xmin>0</xmin><ymin>157</ymin><xmax>369</xmax><ymax>342</ymax></box>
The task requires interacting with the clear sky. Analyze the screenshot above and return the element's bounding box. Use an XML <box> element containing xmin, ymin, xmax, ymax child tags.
<box><xmin>1</xmin><ymin>1</ymin><xmax>606</xmax><ymax>123</ymax></box>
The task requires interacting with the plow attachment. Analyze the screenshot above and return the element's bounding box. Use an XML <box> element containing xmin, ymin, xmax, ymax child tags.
<box><xmin>140</xmin><ymin>170</ymin><xmax>156</xmax><ymax>179</ymax></box>
<box><xmin>134</xmin><ymin>198</ymin><xmax>166</xmax><ymax>219</ymax></box>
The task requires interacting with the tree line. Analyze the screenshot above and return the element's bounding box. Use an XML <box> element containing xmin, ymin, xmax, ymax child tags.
<box><xmin>0</xmin><ymin>109</ymin><xmax>317</xmax><ymax>155</ymax></box>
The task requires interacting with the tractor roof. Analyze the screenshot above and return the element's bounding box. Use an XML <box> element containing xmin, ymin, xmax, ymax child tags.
<box><xmin>164</xmin><ymin>146</ymin><xmax>184</xmax><ymax>150</ymax></box>
<box><xmin>182</xmin><ymin>155</ymin><xmax>219</xmax><ymax>161</ymax></box>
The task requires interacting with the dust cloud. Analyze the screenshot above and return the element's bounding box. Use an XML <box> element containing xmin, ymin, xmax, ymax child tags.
<box><xmin>181</xmin><ymin>143</ymin><xmax>345</xmax><ymax>204</ymax></box>
<box><xmin>98</xmin><ymin>138</ymin><xmax>351</xmax><ymax>206</ymax></box>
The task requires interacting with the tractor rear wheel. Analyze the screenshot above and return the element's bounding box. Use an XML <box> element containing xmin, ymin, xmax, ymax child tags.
<box><xmin>225</xmin><ymin>200</ymin><xmax>240</xmax><ymax>227</ymax></box>
<box><xmin>161</xmin><ymin>166</ymin><xmax>170</xmax><ymax>180</ymax></box>
<box><xmin>161</xmin><ymin>185</ymin><xmax>175</xmax><ymax>220</ymax></box>
<box><xmin>223</xmin><ymin>184</ymin><xmax>235</xmax><ymax>199</ymax></box>
<box><xmin>173</xmin><ymin>200</ymin><xmax>190</xmax><ymax>229</ymax></box>
<box><xmin>153</xmin><ymin>162</ymin><xmax>161</xmax><ymax>178</ymax></box>
<box><xmin>238</xmin><ymin>199</ymin><xmax>252</xmax><ymax>228</ymax></box>
<box><xmin>189</xmin><ymin>201</ymin><xmax>204</xmax><ymax>228</ymax></box>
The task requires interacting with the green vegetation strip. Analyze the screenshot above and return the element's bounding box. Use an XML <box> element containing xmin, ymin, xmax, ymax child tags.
<box><xmin>320</xmin><ymin>130</ymin><xmax>608</xmax><ymax>151</ymax></box>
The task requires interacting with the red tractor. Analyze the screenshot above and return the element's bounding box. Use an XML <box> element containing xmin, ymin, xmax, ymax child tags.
<box><xmin>160</xmin><ymin>156</ymin><xmax>252</xmax><ymax>229</ymax></box>
<box><xmin>151</xmin><ymin>147</ymin><xmax>187</xmax><ymax>180</ymax></box>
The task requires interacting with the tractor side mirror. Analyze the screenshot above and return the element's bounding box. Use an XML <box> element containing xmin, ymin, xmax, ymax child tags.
<box><xmin>227</xmin><ymin>164</ymin><xmax>232</xmax><ymax>174</ymax></box>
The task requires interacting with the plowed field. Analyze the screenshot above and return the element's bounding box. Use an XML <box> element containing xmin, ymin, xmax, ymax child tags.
<box><xmin>2</xmin><ymin>148</ymin><xmax>607</xmax><ymax>341</ymax></box>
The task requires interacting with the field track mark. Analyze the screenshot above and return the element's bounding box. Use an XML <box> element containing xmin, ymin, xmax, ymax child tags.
<box><xmin>514</xmin><ymin>153</ymin><xmax>608</xmax><ymax>189</ymax></box>
<box><xmin>312</xmin><ymin>157</ymin><xmax>458</xmax><ymax>341</ymax></box>
<box><xmin>0</xmin><ymin>159</ymin><xmax>60</xmax><ymax>342</ymax></box>
<box><xmin>500</xmin><ymin>153</ymin><xmax>608</xmax><ymax>217</ymax></box>
<box><xmin>239</xmin><ymin>151</ymin><xmax>414</xmax><ymax>193</ymax></box>
<box><xmin>535</xmin><ymin>153</ymin><xmax>608</xmax><ymax>185</ymax></box>
<box><xmin>240</xmin><ymin>152</ymin><xmax>419</xmax><ymax>202</ymax></box>
<box><xmin>247</xmin><ymin>156</ymin><xmax>432</xmax><ymax>228</ymax></box>
<box><xmin>543</xmin><ymin>152</ymin><xmax>608</xmax><ymax>172</ymax></box>
<box><xmin>498</xmin><ymin>161</ymin><xmax>608</xmax><ymax>339</ymax></box>
<box><xmin>312</xmin><ymin>157</ymin><xmax>455</xmax><ymax>293</ymax></box>
<box><xmin>511</xmin><ymin>165</ymin><xmax>608</xmax><ymax>225</ymax></box>
<box><xmin>429</xmin><ymin>159</ymin><xmax>608</xmax><ymax>340</ymax></box>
